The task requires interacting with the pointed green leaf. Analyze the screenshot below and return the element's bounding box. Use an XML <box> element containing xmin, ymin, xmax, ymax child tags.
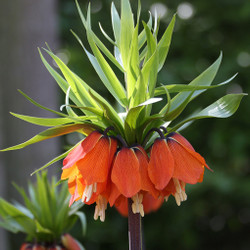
<box><xmin>75</xmin><ymin>211</ymin><xmax>87</xmax><ymax>235</ymax></box>
<box><xmin>43</xmin><ymin>49</ymin><xmax>99</xmax><ymax>109</ymax></box>
<box><xmin>157</xmin><ymin>14</ymin><xmax>176</xmax><ymax>72</ymax></box>
<box><xmin>31</xmin><ymin>141</ymin><xmax>82</xmax><ymax>176</ymax></box>
<box><xmin>111</xmin><ymin>2</ymin><xmax>121</xmax><ymax>46</ymax></box>
<box><xmin>127</xmin><ymin>24</ymin><xmax>140</xmax><ymax>99</ymax></box>
<box><xmin>75</xmin><ymin>3</ymin><xmax>124</xmax><ymax>72</ymax></box>
<box><xmin>163</xmin><ymin>91</ymin><xmax>194</xmax><ymax>121</ymax></box>
<box><xmin>89</xmin><ymin>90</ymin><xmax>124</xmax><ymax>135</ymax></box>
<box><xmin>137</xmin><ymin>0</ymin><xmax>141</xmax><ymax>24</ymax></box>
<box><xmin>143</xmin><ymin>21</ymin><xmax>157</xmax><ymax>64</ymax></box>
<box><xmin>0</xmin><ymin>124</ymin><xmax>95</xmax><ymax>151</ymax></box>
<box><xmin>0</xmin><ymin>198</ymin><xmax>36</xmax><ymax>236</ymax></box>
<box><xmin>171</xmin><ymin>93</ymin><xmax>247</xmax><ymax>131</ymax></box>
<box><xmin>18</xmin><ymin>90</ymin><xmax>69</xmax><ymax>118</ymax></box>
<box><xmin>99</xmin><ymin>22</ymin><xmax>116</xmax><ymax>46</ymax></box>
<box><xmin>120</xmin><ymin>0</ymin><xmax>134</xmax><ymax>68</ymax></box>
<box><xmin>10</xmin><ymin>113</ymin><xmax>79</xmax><ymax>127</ymax></box>
<box><xmin>161</xmin><ymin>53</ymin><xmax>223</xmax><ymax>115</ymax></box>
<box><xmin>84</xmin><ymin>10</ymin><xmax>127</xmax><ymax>107</ymax></box>
<box><xmin>138</xmin><ymin>12</ymin><xmax>152</xmax><ymax>49</ymax></box>
<box><xmin>154</xmin><ymin>73</ymin><xmax>237</xmax><ymax>95</ymax></box>
<box><xmin>35</xmin><ymin>220</ymin><xmax>52</xmax><ymax>234</ymax></box>
<box><xmin>124</xmin><ymin>105</ymin><xmax>144</xmax><ymax>144</ymax></box>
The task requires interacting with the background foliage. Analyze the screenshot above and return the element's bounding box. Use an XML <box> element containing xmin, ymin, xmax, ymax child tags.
<box><xmin>54</xmin><ymin>0</ymin><xmax>249</xmax><ymax>249</ymax></box>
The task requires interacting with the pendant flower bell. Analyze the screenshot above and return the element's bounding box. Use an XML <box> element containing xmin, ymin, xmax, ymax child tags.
<box><xmin>149</xmin><ymin>130</ymin><xmax>210</xmax><ymax>206</ymax></box>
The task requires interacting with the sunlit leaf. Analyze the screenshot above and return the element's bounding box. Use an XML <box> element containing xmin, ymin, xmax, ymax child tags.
<box><xmin>171</xmin><ymin>93</ymin><xmax>247</xmax><ymax>131</ymax></box>
<box><xmin>127</xmin><ymin>24</ymin><xmax>140</xmax><ymax>99</ymax></box>
<box><xmin>157</xmin><ymin>14</ymin><xmax>176</xmax><ymax>71</ymax></box>
<box><xmin>120</xmin><ymin>0</ymin><xmax>134</xmax><ymax>68</ymax></box>
<box><xmin>111</xmin><ymin>2</ymin><xmax>121</xmax><ymax>47</ymax></box>
<box><xmin>10</xmin><ymin>113</ymin><xmax>80</xmax><ymax>127</ymax></box>
<box><xmin>154</xmin><ymin>73</ymin><xmax>237</xmax><ymax>95</ymax></box>
<box><xmin>89</xmin><ymin>90</ymin><xmax>124</xmax><ymax>136</ymax></box>
<box><xmin>161</xmin><ymin>53</ymin><xmax>223</xmax><ymax>115</ymax></box>
<box><xmin>76</xmin><ymin>1</ymin><xmax>124</xmax><ymax>72</ymax></box>
<box><xmin>84</xmin><ymin>9</ymin><xmax>128</xmax><ymax>107</ymax></box>
<box><xmin>0</xmin><ymin>124</ymin><xmax>95</xmax><ymax>151</ymax></box>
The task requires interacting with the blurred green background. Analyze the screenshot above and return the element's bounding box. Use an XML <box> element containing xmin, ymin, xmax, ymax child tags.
<box><xmin>1</xmin><ymin>0</ymin><xmax>249</xmax><ymax>249</ymax></box>
<box><xmin>59</xmin><ymin>0</ymin><xmax>249</xmax><ymax>249</ymax></box>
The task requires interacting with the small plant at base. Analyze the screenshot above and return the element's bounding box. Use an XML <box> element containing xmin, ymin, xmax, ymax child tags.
<box><xmin>0</xmin><ymin>172</ymin><xmax>85</xmax><ymax>250</ymax></box>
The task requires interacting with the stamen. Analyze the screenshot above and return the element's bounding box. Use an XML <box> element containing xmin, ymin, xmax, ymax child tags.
<box><xmin>131</xmin><ymin>193</ymin><xmax>144</xmax><ymax>217</ymax></box>
<box><xmin>93</xmin><ymin>182</ymin><xmax>97</xmax><ymax>193</ymax></box>
<box><xmin>173</xmin><ymin>178</ymin><xmax>187</xmax><ymax>206</ymax></box>
<box><xmin>94</xmin><ymin>196</ymin><xmax>108</xmax><ymax>222</ymax></box>
<box><xmin>174</xmin><ymin>193</ymin><xmax>181</xmax><ymax>206</ymax></box>
<box><xmin>82</xmin><ymin>184</ymin><xmax>94</xmax><ymax>203</ymax></box>
<box><xmin>165</xmin><ymin>195</ymin><xmax>169</xmax><ymax>202</ymax></box>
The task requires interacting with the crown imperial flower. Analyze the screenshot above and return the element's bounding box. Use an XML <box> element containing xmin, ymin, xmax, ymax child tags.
<box><xmin>0</xmin><ymin>0</ymin><xmax>245</xmax><ymax>249</ymax></box>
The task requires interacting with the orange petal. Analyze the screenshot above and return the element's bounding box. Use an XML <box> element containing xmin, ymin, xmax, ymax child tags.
<box><xmin>168</xmin><ymin>132</ymin><xmax>211</xmax><ymax>170</ymax></box>
<box><xmin>168</xmin><ymin>132</ymin><xmax>194</xmax><ymax>150</ymax></box>
<box><xmin>148</xmin><ymin>139</ymin><xmax>174</xmax><ymax>190</ymax></box>
<box><xmin>63</xmin><ymin>131</ymin><xmax>102</xmax><ymax>169</ymax></box>
<box><xmin>134</xmin><ymin>147</ymin><xmax>159</xmax><ymax>198</ymax></box>
<box><xmin>108</xmin><ymin>137</ymin><xmax>118</xmax><ymax>166</ymax></box>
<box><xmin>114</xmin><ymin>196</ymin><xmax>128</xmax><ymax>217</ymax></box>
<box><xmin>168</xmin><ymin>139</ymin><xmax>205</xmax><ymax>184</ymax></box>
<box><xmin>77</xmin><ymin>136</ymin><xmax>110</xmax><ymax>185</ymax></box>
<box><xmin>111</xmin><ymin>148</ymin><xmax>141</xmax><ymax>197</ymax></box>
<box><xmin>143</xmin><ymin>193</ymin><xmax>164</xmax><ymax>214</ymax></box>
<box><xmin>61</xmin><ymin>164</ymin><xmax>78</xmax><ymax>180</ymax></box>
<box><xmin>161</xmin><ymin>178</ymin><xmax>176</xmax><ymax>197</ymax></box>
<box><xmin>108</xmin><ymin>182</ymin><xmax>122</xmax><ymax>207</ymax></box>
<box><xmin>68</xmin><ymin>177</ymin><xmax>82</xmax><ymax>206</ymax></box>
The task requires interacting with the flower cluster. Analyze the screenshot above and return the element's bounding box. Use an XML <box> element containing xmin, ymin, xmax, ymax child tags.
<box><xmin>61</xmin><ymin>127</ymin><xmax>210</xmax><ymax>222</ymax></box>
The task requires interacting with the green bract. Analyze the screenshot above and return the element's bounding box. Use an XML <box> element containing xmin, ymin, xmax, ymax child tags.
<box><xmin>0</xmin><ymin>172</ymin><xmax>86</xmax><ymax>243</ymax></box>
<box><xmin>1</xmin><ymin>0</ymin><xmax>246</xmax><ymax>172</ymax></box>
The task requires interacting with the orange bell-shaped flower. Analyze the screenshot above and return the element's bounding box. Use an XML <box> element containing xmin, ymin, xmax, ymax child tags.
<box><xmin>149</xmin><ymin>131</ymin><xmax>210</xmax><ymax>206</ymax></box>
<box><xmin>111</xmin><ymin>146</ymin><xmax>158</xmax><ymax>216</ymax></box>
<box><xmin>61</xmin><ymin>130</ymin><xmax>117</xmax><ymax>206</ymax></box>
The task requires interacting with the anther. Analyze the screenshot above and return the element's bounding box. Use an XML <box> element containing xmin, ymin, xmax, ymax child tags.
<box><xmin>131</xmin><ymin>193</ymin><xmax>144</xmax><ymax>217</ymax></box>
<box><xmin>173</xmin><ymin>178</ymin><xmax>187</xmax><ymax>206</ymax></box>
<box><xmin>94</xmin><ymin>196</ymin><xmax>108</xmax><ymax>222</ymax></box>
<box><xmin>82</xmin><ymin>184</ymin><xmax>94</xmax><ymax>203</ymax></box>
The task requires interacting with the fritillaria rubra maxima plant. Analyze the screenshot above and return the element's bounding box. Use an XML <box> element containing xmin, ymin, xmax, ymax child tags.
<box><xmin>1</xmin><ymin>0</ymin><xmax>246</xmax><ymax>249</ymax></box>
<box><xmin>0</xmin><ymin>172</ymin><xmax>85</xmax><ymax>250</ymax></box>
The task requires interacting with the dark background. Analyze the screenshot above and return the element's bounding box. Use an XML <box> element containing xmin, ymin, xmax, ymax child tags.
<box><xmin>1</xmin><ymin>0</ymin><xmax>249</xmax><ymax>249</ymax></box>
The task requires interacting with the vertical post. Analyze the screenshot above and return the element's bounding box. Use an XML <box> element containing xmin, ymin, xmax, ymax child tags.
<box><xmin>128</xmin><ymin>198</ymin><xmax>142</xmax><ymax>250</ymax></box>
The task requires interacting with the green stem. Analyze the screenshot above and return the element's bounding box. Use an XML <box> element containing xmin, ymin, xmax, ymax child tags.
<box><xmin>128</xmin><ymin>198</ymin><xmax>143</xmax><ymax>250</ymax></box>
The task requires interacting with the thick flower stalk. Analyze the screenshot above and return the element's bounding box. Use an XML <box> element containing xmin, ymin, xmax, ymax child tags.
<box><xmin>0</xmin><ymin>0</ymin><xmax>246</xmax><ymax>249</ymax></box>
